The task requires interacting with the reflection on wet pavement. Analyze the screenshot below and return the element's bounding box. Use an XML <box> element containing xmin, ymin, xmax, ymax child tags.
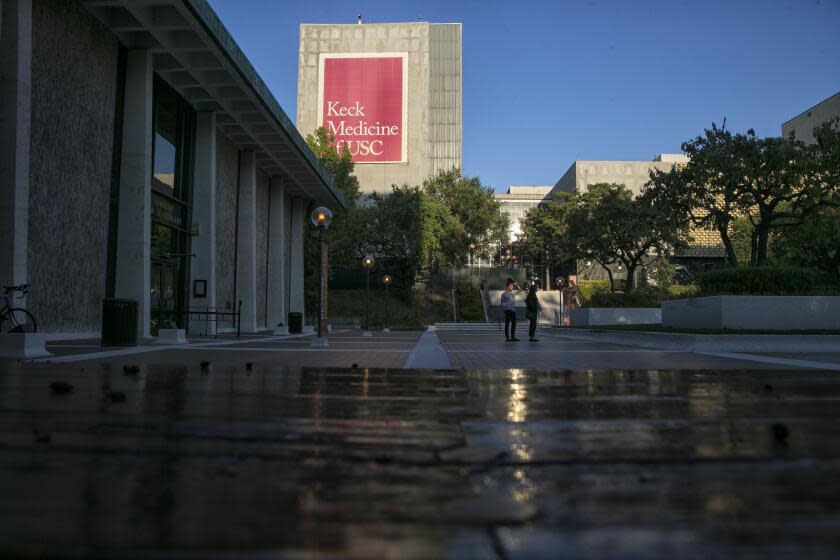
<box><xmin>1</xmin><ymin>361</ymin><xmax>840</xmax><ymax>558</ymax></box>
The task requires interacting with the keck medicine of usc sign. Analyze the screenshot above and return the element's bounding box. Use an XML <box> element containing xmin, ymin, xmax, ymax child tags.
<box><xmin>317</xmin><ymin>53</ymin><xmax>408</xmax><ymax>163</ymax></box>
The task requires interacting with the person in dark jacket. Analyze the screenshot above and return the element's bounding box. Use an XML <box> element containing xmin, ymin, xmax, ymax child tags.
<box><xmin>525</xmin><ymin>283</ymin><xmax>540</xmax><ymax>342</ymax></box>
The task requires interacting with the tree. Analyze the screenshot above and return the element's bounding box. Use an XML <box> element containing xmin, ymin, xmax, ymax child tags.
<box><xmin>648</xmin><ymin>121</ymin><xmax>840</xmax><ymax>267</ymax></box>
<box><xmin>647</xmin><ymin>124</ymin><xmax>744</xmax><ymax>267</ymax></box>
<box><xmin>422</xmin><ymin>168</ymin><xmax>509</xmax><ymax>265</ymax></box>
<box><xmin>736</xmin><ymin>131</ymin><xmax>827</xmax><ymax>265</ymax></box>
<box><xmin>519</xmin><ymin>195</ymin><xmax>575</xmax><ymax>287</ymax></box>
<box><xmin>771</xmin><ymin>203</ymin><xmax>840</xmax><ymax>282</ymax></box>
<box><xmin>568</xmin><ymin>183</ymin><xmax>689</xmax><ymax>293</ymax></box>
<box><xmin>302</xmin><ymin>127</ymin><xmax>363</xmax><ymax>316</ymax></box>
<box><xmin>305</xmin><ymin>127</ymin><xmax>360</xmax><ymax>205</ymax></box>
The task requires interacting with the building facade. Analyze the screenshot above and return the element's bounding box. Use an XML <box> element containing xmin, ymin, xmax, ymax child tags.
<box><xmin>782</xmin><ymin>91</ymin><xmax>840</xmax><ymax>144</ymax></box>
<box><xmin>0</xmin><ymin>0</ymin><xmax>345</xmax><ymax>338</ymax></box>
<box><xmin>297</xmin><ymin>21</ymin><xmax>462</xmax><ymax>194</ymax></box>
<box><xmin>494</xmin><ymin>186</ymin><xmax>552</xmax><ymax>238</ymax></box>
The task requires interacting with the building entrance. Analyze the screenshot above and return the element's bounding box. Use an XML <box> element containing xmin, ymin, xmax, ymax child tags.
<box><xmin>150</xmin><ymin>77</ymin><xmax>194</xmax><ymax>335</ymax></box>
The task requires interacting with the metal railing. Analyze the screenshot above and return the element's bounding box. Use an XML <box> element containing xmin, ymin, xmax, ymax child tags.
<box><xmin>183</xmin><ymin>300</ymin><xmax>242</xmax><ymax>338</ymax></box>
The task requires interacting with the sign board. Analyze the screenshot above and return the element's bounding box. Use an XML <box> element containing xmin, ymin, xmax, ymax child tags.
<box><xmin>318</xmin><ymin>53</ymin><xmax>408</xmax><ymax>163</ymax></box>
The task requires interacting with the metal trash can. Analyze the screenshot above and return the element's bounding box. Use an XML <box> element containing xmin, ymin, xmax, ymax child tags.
<box><xmin>288</xmin><ymin>312</ymin><xmax>303</xmax><ymax>334</ymax></box>
<box><xmin>101</xmin><ymin>299</ymin><xmax>138</xmax><ymax>347</ymax></box>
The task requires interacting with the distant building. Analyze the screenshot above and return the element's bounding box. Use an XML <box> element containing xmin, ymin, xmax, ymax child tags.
<box><xmin>494</xmin><ymin>186</ymin><xmax>552</xmax><ymax>238</ymax></box>
<box><xmin>551</xmin><ymin>154</ymin><xmax>689</xmax><ymax>197</ymax></box>
<box><xmin>782</xmin><ymin>91</ymin><xmax>840</xmax><ymax>144</ymax></box>
<box><xmin>297</xmin><ymin>21</ymin><xmax>462</xmax><ymax>194</ymax></box>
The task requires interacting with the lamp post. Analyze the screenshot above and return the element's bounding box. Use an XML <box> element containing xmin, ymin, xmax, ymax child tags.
<box><xmin>361</xmin><ymin>255</ymin><xmax>375</xmax><ymax>336</ymax></box>
<box><xmin>382</xmin><ymin>274</ymin><xmax>392</xmax><ymax>332</ymax></box>
<box><xmin>310</xmin><ymin>206</ymin><xmax>332</xmax><ymax>347</ymax></box>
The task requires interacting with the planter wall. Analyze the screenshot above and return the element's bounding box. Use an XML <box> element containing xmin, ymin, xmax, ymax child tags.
<box><xmin>662</xmin><ymin>296</ymin><xmax>840</xmax><ymax>330</ymax></box>
<box><xmin>570</xmin><ymin>308</ymin><xmax>661</xmax><ymax>327</ymax></box>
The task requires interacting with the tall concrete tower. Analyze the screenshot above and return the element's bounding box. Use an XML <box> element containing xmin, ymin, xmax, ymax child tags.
<box><xmin>297</xmin><ymin>21</ymin><xmax>462</xmax><ymax>194</ymax></box>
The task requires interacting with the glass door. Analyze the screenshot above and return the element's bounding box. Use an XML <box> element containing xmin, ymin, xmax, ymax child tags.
<box><xmin>150</xmin><ymin>77</ymin><xmax>194</xmax><ymax>335</ymax></box>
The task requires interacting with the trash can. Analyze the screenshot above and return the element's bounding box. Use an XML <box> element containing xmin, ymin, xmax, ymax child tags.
<box><xmin>101</xmin><ymin>299</ymin><xmax>138</xmax><ymax>347</ymax></box>
<box><xmin>288</xmin><ymin>312</ymin><xmax>303</xmax><ymax>334</ymax></box>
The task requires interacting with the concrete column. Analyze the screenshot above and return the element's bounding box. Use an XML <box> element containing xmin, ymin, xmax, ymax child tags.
<box><xmin>267</xmin><ymin>177</ymin><xmax>286</xmax><ymax>331</ymax></box>
<box><xmin>0</xmin><ymin>0</ymin><xmax>32</xmax><ymax>306</ymax></box>
<box><xmin>114</xmin><ymin>50</ymin><xmax>153</xmax><ymax>338</ymax></box>
<box><xmin>236</xmin><ymin>151</ymin><xmax>257</xmax><ymax>333</ymax></box>
<box><xmin>288</xmin><ymin>197</ymin><xmax>306</xmax><ymax>316</ymax></box>
<box><xmin>189</xmin><ymin>112</ymin><xmax>216</xmax><ymax>334</ymax></box>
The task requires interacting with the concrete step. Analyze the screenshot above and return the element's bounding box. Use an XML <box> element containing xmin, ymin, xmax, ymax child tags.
<box><xmin>434</xmin><ymin>322</ymin><xmax>498</xmax><ymax>331</ymax></box>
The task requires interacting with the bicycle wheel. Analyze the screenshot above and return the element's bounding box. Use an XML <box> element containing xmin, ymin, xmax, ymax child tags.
<box><xmin>3</xmin><ymin>308</ymin><xmax>37</xmax><ymax>333</ymax></box>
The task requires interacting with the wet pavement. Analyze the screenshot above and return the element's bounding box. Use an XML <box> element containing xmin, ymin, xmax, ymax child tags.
<box><xmin>2</xmin><ymin>346</ymin><xmax>840</xmax><ymax>558</ymax></box>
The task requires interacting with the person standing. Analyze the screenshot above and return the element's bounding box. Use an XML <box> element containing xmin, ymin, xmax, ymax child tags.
<box><xmin>501</xmin><ymin>279</ymin><xmax>522</xmax><ymax>342</ymax></box>
<box><xmin>525</xmin><ymin>283</ymin><xmax>540</xmax><ymax>342</ymax></box>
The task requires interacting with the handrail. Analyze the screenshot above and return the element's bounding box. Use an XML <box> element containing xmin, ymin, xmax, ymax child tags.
<box><xmin>183</xmin><ymin>299</ymin><xmax>242</xmax><ymax>338</ymax></box>
<box><xmin>480</xmin><ymin>289</ymin><xmax>491</xmax><ymax>322</ymax></box>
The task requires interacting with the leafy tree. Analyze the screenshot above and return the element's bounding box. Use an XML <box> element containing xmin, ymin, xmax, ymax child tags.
<box><xmin>649</xmin><ymin>121</ymin><xmax>840</xmax><ymax>267</ymax></box>
<box><xmin>422</xmin><ymin>168</ymin><xmax>509</xmax><ymax>265</ymax></box>
<box><xmin>302</xmin><ymin>127</ymin><xmax>362</xmax><ymax>316</ymax></box>
<box><xmin>568</xmin><ymin>183</ymin><xmax>689</xmax><ymax>293</ymax></box>
<box><xmin>647</xmin><ymin>124</ymin><xmax>744</xmax><ymax>267</ymax></box>
<box><xmin>305</xmin><ymin>127</ymin><xmax>360</xmax><ymax>205</ymax></box>
<box><xmin>771</xmin><ymin>204</ymin><xmax>840</xmax><ymax>282</ymax></box>
<box><xmin>520</xmin><ymin>194</ymin><xmax>575</xmax><ymax>286</ymax></box>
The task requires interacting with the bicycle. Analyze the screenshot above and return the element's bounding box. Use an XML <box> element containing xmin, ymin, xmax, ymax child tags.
<box><xmin>1</xmin><ymin>284</ymin><xmax>37</xmax><ymax>333</ymax></box>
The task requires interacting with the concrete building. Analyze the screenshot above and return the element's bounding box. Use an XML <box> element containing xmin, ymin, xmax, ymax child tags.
<box><xmin>494</xmin><ymin>186</ymin><xmax>552</xmax><ymax>238</ymax></box>
<box><xmin>551</xmin><ymin>154</ymin><xmax>690</xmax><ymax>197</ymax></box>
<box><xmin>0</xmin><ymin>0</ymin><xmax>345</xmax><ymax>339</ymax></box>
<box><xmin>297</xmin><ymin>21</ymin><xmax>462</xmax><ymax>194</ymax></box>
<box><xmin>782</xmin><ymin>91</ymin><xmax>840</xmax><ymax>144</ymax></box>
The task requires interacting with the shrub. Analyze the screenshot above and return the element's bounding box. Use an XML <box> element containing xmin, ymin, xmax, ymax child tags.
<box><xmin>588</xmin><ymin>286</ymin><xmax>660</xmax><ymax>308</ymax></box>
<box><xmin>457</xmin><ymin>286</ymin><xmax>485</xmax><ymax>321</ymax></box>
<box><xmin>578</xmin><ymin>280</ymin><xmax>611</xmax><ymax>301</ymax></box>
<box><xmin>665</xmin><ymin>284</ymin><xmax>700</xmax><ymax>299</ymax></box>
<box><xmin>698</xmin><ymin>266</ymin><xmax>815</xmax><ymax>296</ymax></box>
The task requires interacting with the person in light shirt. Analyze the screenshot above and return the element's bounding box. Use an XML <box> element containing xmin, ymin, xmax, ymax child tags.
<box><xmin>501</xmin><ymin>278</ymin><xmax>522</xmax><ymax>342</ymax></box>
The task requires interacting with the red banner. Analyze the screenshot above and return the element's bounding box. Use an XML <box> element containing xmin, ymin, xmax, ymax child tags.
<box><xmin>319</xmin><ymin>54</ymin><xmax>407</xmax><ymax>163</ymax></box>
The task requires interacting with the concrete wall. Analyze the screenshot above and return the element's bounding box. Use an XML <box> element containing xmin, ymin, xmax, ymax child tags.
<box><xmin>27</xmin><ymin>0</ymin><xmax>118</xmax><ymax>333</ymax></box>
<box><xmin>255</xmin><ymin>168</ymin><xmax>270</xmax><ymax>328</ymax></box>
<box><xmin>215</xmin><ymin>130</ymin><xmax>238</xmax><ymax>310</ymax></box>
<box><xmin>297</xmin><ymin>22</ymin><xmax>462</xmax><ymax>194</ymax></box>
<box><xmin>428</xmin><ymin>23</ymin><xmax>462</xmax><ymax>178</ymax></box>
<box><xmin>570</xmin><ymin>308</ymin><xmax>661</xmax><ymax>327</ymax></box>
<box><xmin>782</xmin><ymin>91</ymin><xmax>840</xmax><ymax>145</ymax></box>
<box><xmin>663</xmin><ymin>296</ymin><xmax>840</xmax><ymax>330</ymax></box>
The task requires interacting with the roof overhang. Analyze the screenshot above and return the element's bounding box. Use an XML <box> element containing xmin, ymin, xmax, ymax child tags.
<box><xmin>82</xmin><ymin>0</ymin><xmax>347</xmax><ymax>210</ymax></box>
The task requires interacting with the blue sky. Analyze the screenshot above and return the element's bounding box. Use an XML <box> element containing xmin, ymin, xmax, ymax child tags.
<box><xmin>209</xmin><ymin>0</ymin><xmax>840</xmax><ymax>192</ymax></box>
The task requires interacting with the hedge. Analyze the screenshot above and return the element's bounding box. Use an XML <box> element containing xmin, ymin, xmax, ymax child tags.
<box><xmin>698</xmin><ymin>266</ymin><xmax>815</xmax><ymax>296</ymax></box>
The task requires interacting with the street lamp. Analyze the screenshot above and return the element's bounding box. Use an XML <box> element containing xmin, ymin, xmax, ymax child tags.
<box><xmin>310</xmin><ymin>206</ymin><xmax>332</xmax><ymax>347</ymax></box>
<box><xmin>361</xmin><ymin>255</ymin><xmax>375</xmax><ymax>336</ymax></box>
<box><xmin>382</xmin><ymin>274</ymin><xmax>392</xmax><ymax>332</ymax></box>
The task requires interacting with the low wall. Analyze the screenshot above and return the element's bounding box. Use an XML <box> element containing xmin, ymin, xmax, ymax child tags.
<box><xmin>571</xmin><ymin>308</ymin><xmax>661</xmax><ymax>327</ymax></box>
<box><xmin>663</xmin><ymin>296</ymin><xmax>840</xmax><ymax>330</ymax></box>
